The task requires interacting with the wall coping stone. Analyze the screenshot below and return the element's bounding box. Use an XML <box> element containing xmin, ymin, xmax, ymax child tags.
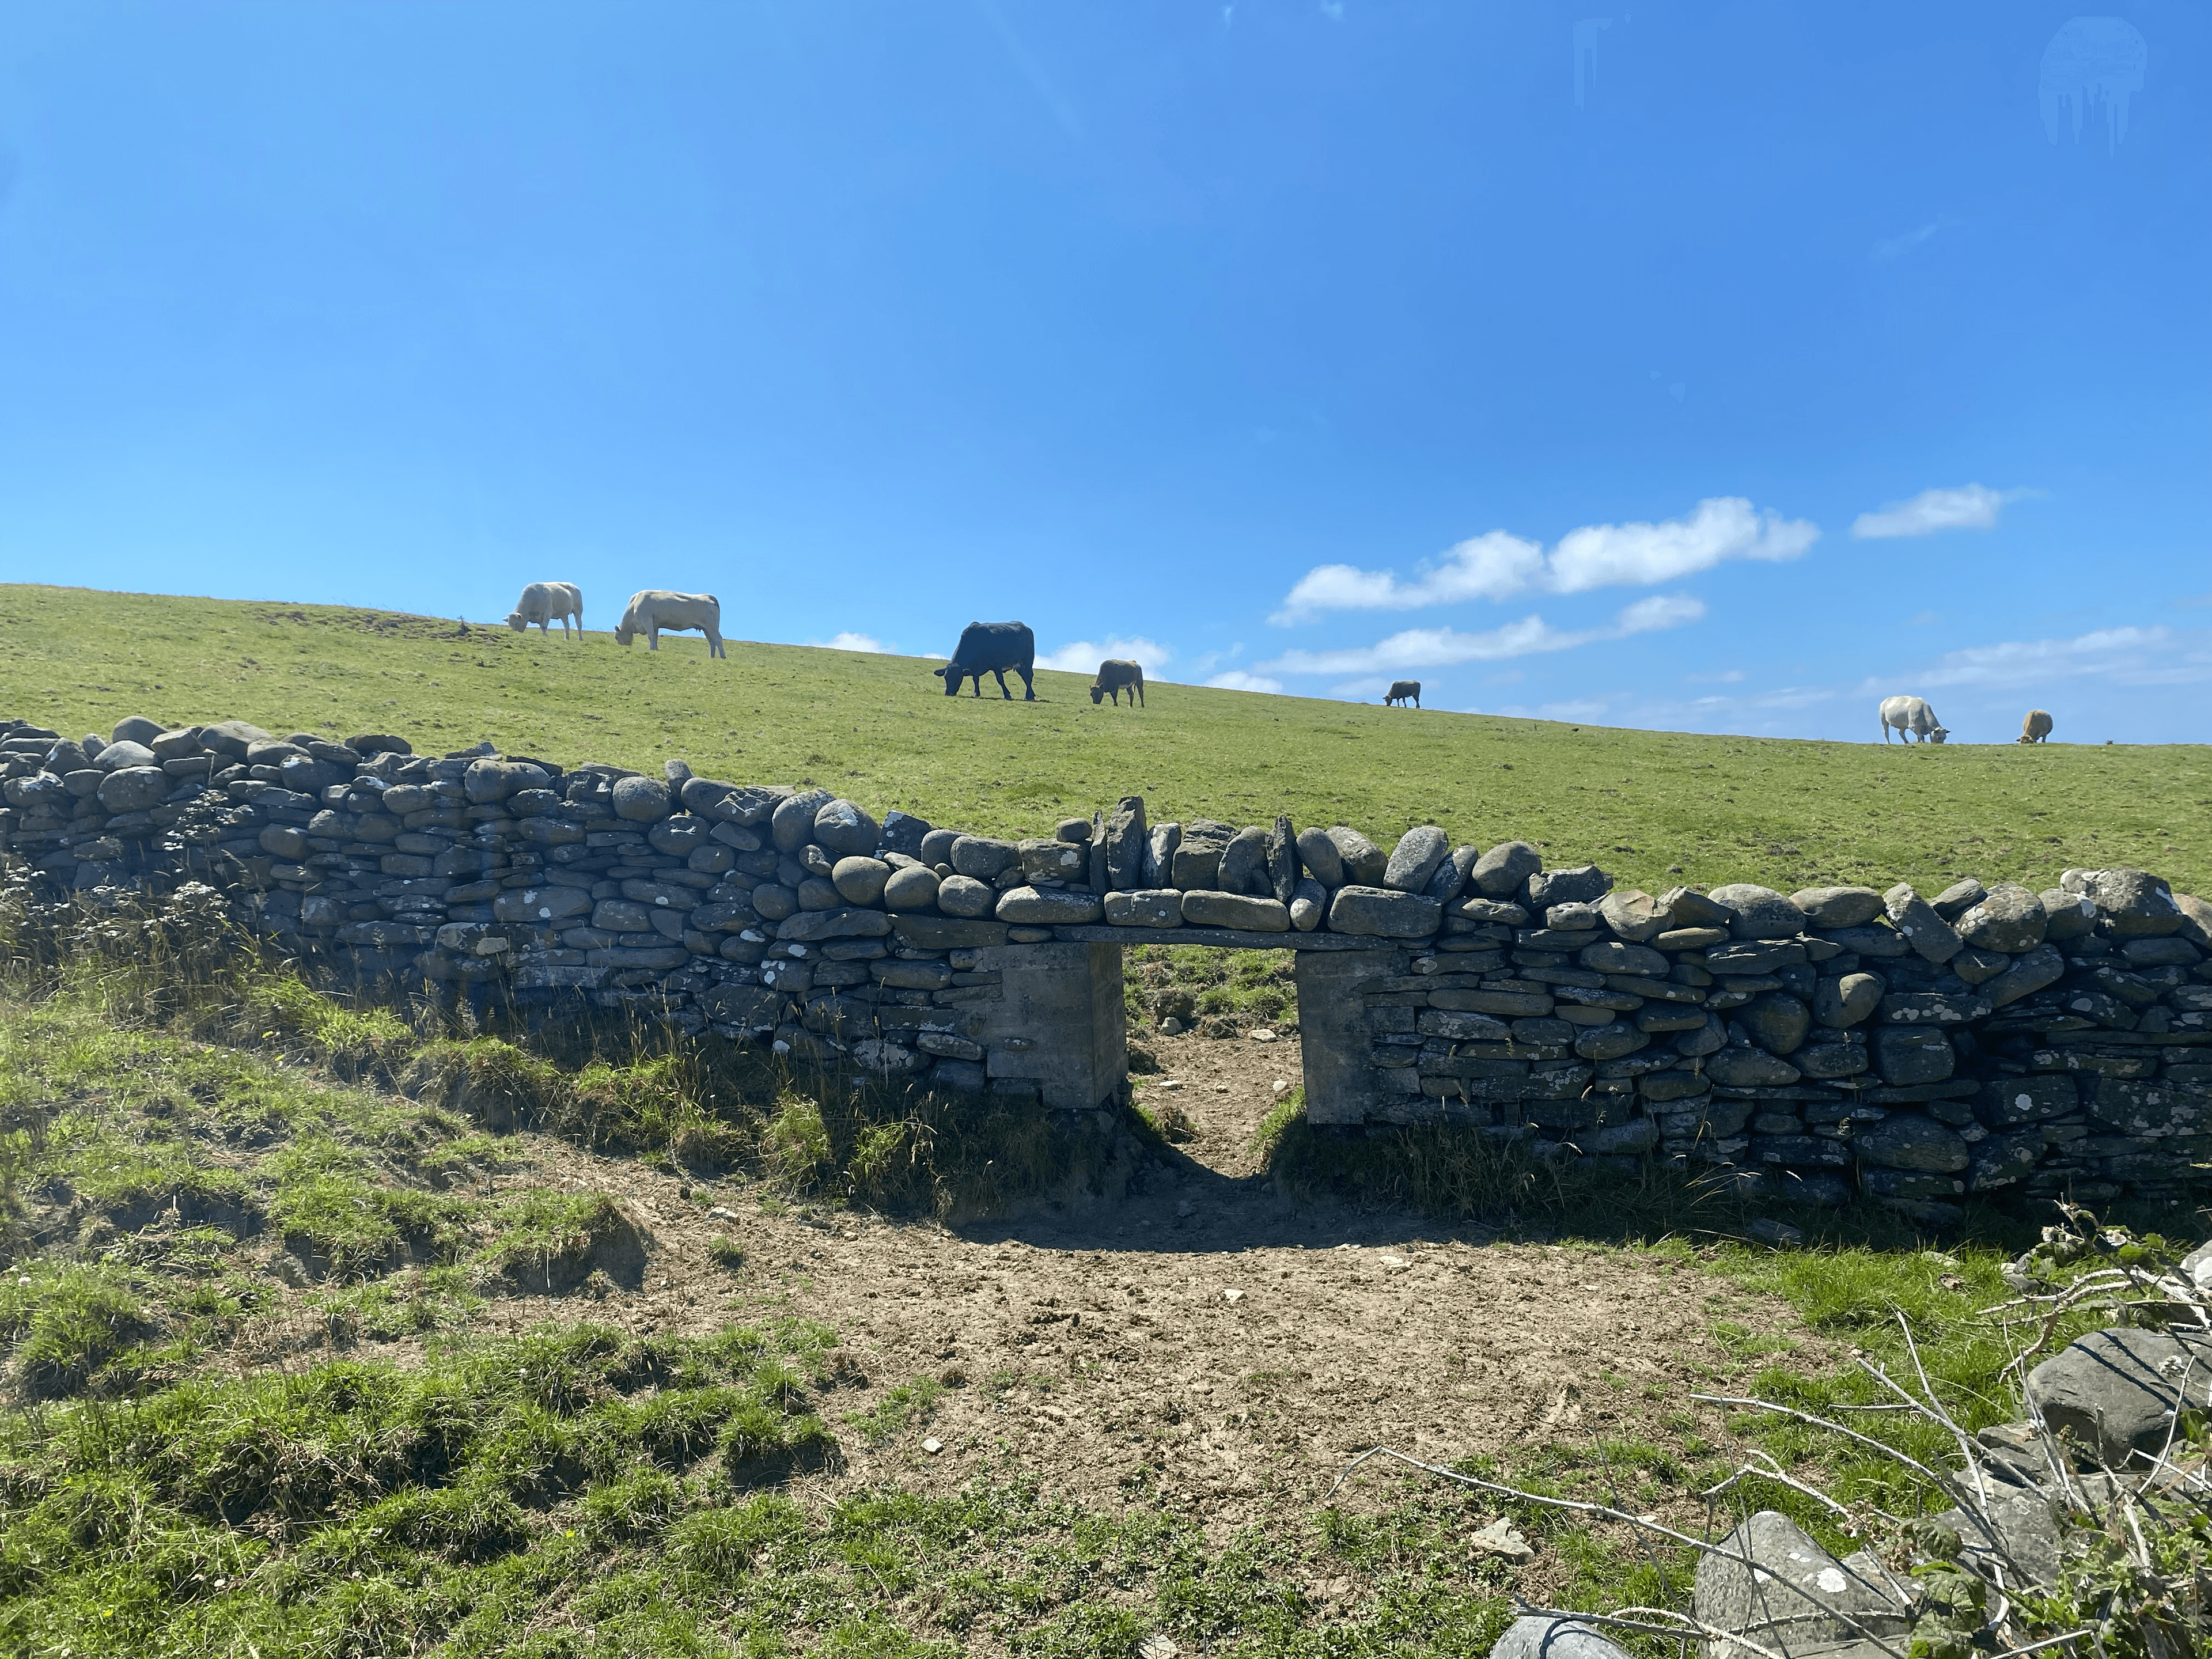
<box><xmin>1050</xmin><ymin>925</ymin><xmax>1389</xmax><ymax>951</ymax></box>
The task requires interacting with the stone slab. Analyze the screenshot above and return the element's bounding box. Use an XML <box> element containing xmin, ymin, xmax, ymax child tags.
<box><xmin>1051</xmin><ymin>925</ymin><xmax>1385</xmax><ymax>950</ymax></box>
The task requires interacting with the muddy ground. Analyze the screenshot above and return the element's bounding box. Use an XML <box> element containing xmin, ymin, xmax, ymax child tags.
<box><xmin>397</xmin><ymin>1025</ymin><xmax>1817</xmax><ymax>1569</ymax></box>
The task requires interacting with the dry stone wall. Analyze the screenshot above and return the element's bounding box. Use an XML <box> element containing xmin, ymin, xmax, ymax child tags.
<box><xmin>5</xmin><ymin>711</ymin><xmax>2211</xmax><ymax>1221</ymax></box>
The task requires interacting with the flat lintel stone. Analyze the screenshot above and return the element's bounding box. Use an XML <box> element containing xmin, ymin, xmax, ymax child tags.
<box><xmin>1051</xmin><ymin>925</ymin><xmax>1385</xmax><ymax>951</ymax></box>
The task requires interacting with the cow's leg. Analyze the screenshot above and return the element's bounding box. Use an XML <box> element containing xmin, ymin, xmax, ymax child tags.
<box><xmin>1137</xmin><ymin>680</ymin><xmax>1145</xmax><ymax>707</ymax></box>
<box><xmin>969</xmin><ymin>673</ymin><xmax>982</xmax><ymax>697</ymax></box>
<box><xmin>1019</xmin><ymin>665</ymin><xmax>1035</xmax><ymax>700</ymax></box>
<box><xmin>707</xmin><ymin>627</ymin><xmax>725</xmax><ymax>659</ymax></box>
<box><xmin>649</xmin><ymin>627</ymin><xmax>660</xmax><ymax>650</ymax></box>
<box><xmin>991</xmin><ymin>668</ymin><xmax>1011</xmax><ymax>699</ymax></box>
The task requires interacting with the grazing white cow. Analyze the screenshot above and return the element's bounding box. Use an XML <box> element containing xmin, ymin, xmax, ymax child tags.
<box><xmin>614</xmin><ymin>590</ymin><xmax>725</xmax><ymax>658</ymax></box>
<box><xmin>1879</xmin><ymin>695</ymin><xmax>1949</xmax><ymax>744</ymax></box>
<box><xmin>505</xmin><ymin>581</ymin><xmax>583</xmax><ymax>637</ymax></box>
<box><xmin>2018</xmin><ymin>709</ymin><xmax>2054</xmax><ymax>744</ymax></box>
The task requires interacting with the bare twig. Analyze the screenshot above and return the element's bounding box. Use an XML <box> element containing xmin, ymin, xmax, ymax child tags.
<box><xmin>1333</xmin><ymin>1446</ymin><xmax>1909</xmax><ymax>1659</ymax></box>
<box><xmin>1699</xmin><ymin>1449</ymin><xmax>1853</xmax><ymax>1523</ymax></box>
<box><xmin>1691</xmin><ymin>1389</ymin><xmax>2023</xmax><ymax>1576</ymax></box>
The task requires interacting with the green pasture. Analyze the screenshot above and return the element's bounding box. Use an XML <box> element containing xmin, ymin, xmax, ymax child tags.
<box><xmin>3</xmin><ymin>579</ymin><xmax>2209</xmax><ymax>899</ymax></box>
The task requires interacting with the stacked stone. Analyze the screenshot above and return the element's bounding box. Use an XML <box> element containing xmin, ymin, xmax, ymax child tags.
<box><xmin>5</xmin><ymin>711</ymin><xmax>2211</xmax><ymax>1213</ymax></box>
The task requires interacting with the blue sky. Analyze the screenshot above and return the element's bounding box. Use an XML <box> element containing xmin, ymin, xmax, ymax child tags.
<box><xmin>1</xmin><ymin>3</ymin><xmax>2206</xmax><ymax>741</ymax></box>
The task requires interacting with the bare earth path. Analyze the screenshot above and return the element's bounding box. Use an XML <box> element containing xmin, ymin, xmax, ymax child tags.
<box><xmin>387</xmin><ymin>1031</ymin><xmax>1811</xmax><ymax>1563</ymax></box>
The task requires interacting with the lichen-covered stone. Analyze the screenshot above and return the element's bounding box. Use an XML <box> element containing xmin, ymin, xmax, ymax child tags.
<box><xmin>1956</xmin><ymin>882</ymin><xmax>2047</xmax><ymax>952</ymax></box>
<box><xmin>1181</xmin><ymin>891</ymin><xmax>1290</xmax><ymax>931</ymax></box>
<box><xmin>995</xmin><ymin>886</ymin><xmax>1104</xmax><ymax>925</ymax></box>
<box><xmin>1708</xmin><ymin>883</ymin><xmax>1805</xmax><ymax>941</ymax></box>
<box><xmin>1883</xmin><ymin>882</ymin><xmax>1963</xmax><ymax>964</ymax></box>
<box><xmin>1327</xmin><ymin>884</ymin><xmax>1441</xmax><ymax>937</ymax></box>
<box><xmin>1789</xmin><ymin>885</ymin><xmax>1884</xmax><ymax>927</ymax></box>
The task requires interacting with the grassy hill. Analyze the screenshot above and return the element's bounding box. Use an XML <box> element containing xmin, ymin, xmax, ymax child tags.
<box><xmin>3</xmin><ymin>582</ymin><xmax>2207</xmax><ymax>899</ymax></box>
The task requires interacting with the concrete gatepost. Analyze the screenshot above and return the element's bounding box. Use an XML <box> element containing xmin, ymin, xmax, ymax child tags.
<box><xmin>1292</xmin><ymin>947</ymin><xmax>1403</xmax><ymax>1125</ymax></box>
<box><xmin>975</xmin><ymin>941</ymin><xmax>1128</xmax><ymax>1112</ymax></box>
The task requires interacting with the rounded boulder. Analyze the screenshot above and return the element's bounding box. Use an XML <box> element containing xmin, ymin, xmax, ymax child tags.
<box><xmin>2040</xmin><ymin>889</ymin><xmax>2099</xmax><ymax>941</ymax></box>
<box><xmin>1708</xmin><ymin>882</ymin><xmax>1806</xmax><ymax>941</ymax></box>
<box><xmin>832</xmin><ymin>856</ymin><xmax>892</xmax><ymax>906</ymax></box>
<box><xmin>611</xmin><ymin>775</ymin><xmax>673</xmax><ymax>822</ymax></box>
<box><xmin>1789</xmin><ymin>885</ymin><xmax>1884</xmax><ymax>929</ymax></box>
<box><xmin>97</xmin><ymin>740</ymin><xmax>158</xmax><ymax>772</ymax></box>
<box><xmin>1596</xmin><ymin>888</ymin><xmax>1671</xmax><ymax>942</ymax></box>
<box><xmin>465</xmin><ymin>758</ymin><xmax>551</xmax><ymax>804</ymax></box>
<box><xmin>1813</xmin><ymin>972</ymin><xmax>1883</xmax><ymax>1028</ymax></box>
<box><xmin>1956</xmin><ymin>883</ymin><xmax>2047</xmax><ymax>953</ymax></box>
<box><xmin>244</xmin><ymin>738</ymin><xmax>310</xmax><ymax>770</ymax></box>
<box><xmin>814</xmin><ymin>798</ymin><xmax>880</xmax><ymax>857</ymax></box>
<box><xmin>1738</xmin><ymin>992</ymin><xmax>1811</xmax><ymax>1056</ymax></box>
<box><xmin>1294</xmin><ymin>825</ymin><xmax>1344</xmax><ymax>887</ymax></box>
<box><xmin>1472</xmin><ymin>840</ymin><xmax>1540</xmax><ymax>899</ymax></box>
<box><xmin>771</xmin><ymin>789</ymin><xmax>833</xmax><ymax>852</ymax></box>
<box><xmin>647</xmin><ymin>817</ymin><xmax>711</xmax><ymax>856</ymax></box>
<box><xmin>883</xmin><ymin>865</ymin><xmax>941</xmax><ymax>911</ymax></box>
<box><xmin>111</xmin><ymin>715</ymin><xmax>165</xmax><ymax>747</ymax></box>
<box><xmin>96</xmin><ymin>766</ymin><xmax>169</xmax><ymax>813</ymax></box>
<box><xmin>750</xmin><ymin>884</ymin><xmax>799</xmax><ymax>922</ymax></box>
<box><xmin>936</xmin><ymin>874</ymin><xmax>997</xmax><ymax>918</ymax></box>
<box><xmin>1325</xmin><ymin>825</ymin><xmax>1388</xmax><ymax>886</ymax></box>
<box><xmin>1382</xmin><ymin>825</ymin><xmax>1449</xmax><ymax>893</ymax></box>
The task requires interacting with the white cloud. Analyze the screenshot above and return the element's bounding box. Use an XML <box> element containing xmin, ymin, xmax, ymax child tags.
<box><xmin>1851</xmin><ymin>483</ymin><xmax>2031</xmax><ymax>539</ymax></box>
<box><xmin>1873</xmin><ymin>221</ymin><xmax>1941</xmax><ymax>260</ymax></box>
<box><xmin>1268</xmin><ymin>497</ymin><xmax>1815</xmax><ymax>622</ymax></box>
<box><xmin>1888</xmin><ymin>626</ymin><xmax>2212</xmax><ymax>691</ymax></box>
<box><xmin>1613</xmin><ymin>592</ymin><xmax>1707</xmax><ymax>634</ymax></box>
<box><xmin>1206</xmin><ymin>671</ymin><xmax>1285</xmax><ymax>694</ymax></box>
<box><xmin>1685</xmin><ymin>668</ymin><xmax>1745</xmax><ymax>684</ymax></box>
<box><xmin>808</xmin><ymin>631</ymin><xmax>890</xmax><ymax>653</ymax></box>
<box><xmin>1035</xmin><ymin>635</ymin><xmax>1173</xmax><ymax>675</ymax></box>
<box><xmin>1268</xmin><ymin>531</ymin><xmax>1545</xmax><ymax>622</ymax></box>
<box><xmin>1256</xmin><ymin>594</ymin><xmax>1706</xmax><ymax>677</ymax></box>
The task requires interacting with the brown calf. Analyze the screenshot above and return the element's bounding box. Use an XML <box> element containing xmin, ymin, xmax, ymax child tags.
<box><xmin>1090</xmin><ymin>660</ymin><xmax>1145</xmax><ymax>707</ymax></box>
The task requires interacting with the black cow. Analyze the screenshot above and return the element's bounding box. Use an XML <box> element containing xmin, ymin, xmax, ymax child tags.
<box><xmin>933</xmin><ymin>621</ymin><xmax>1037</xmax><ymax>699</ymax></box>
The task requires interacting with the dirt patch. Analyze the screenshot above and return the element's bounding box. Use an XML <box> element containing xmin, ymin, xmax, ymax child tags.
<box><xmin>1136</xmin><ymin>1025</ymin><xmax>1302</xmax><ymax>1177</ymax></box>
<box><xmin>375</xmin><ymin>1028</ymin><xmax>1821</xmax><ymax>1556</ymax></box>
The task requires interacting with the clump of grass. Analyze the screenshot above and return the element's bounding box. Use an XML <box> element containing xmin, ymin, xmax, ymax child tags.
<box><xmin>471</xmin><ymin>1190</ymin><xmax>645</xmax><ymax>1295</ymax></box>
<box><xmin>707</xmin><ymin>1235</ymin><xmax>745</xmax><ymax>1270</ymax></box>
<box><xmin>266</xmin><ymin>1144</ymin><xmax>475</xmax><ymax>1281</ymax></box>
<box><xmin>306</xmin><ymin>1267</ymin><xmax>480</xmax><ymax>1342</ymax></box>
<box><xmin>403</xmin><ymin>1035</ymin><xmax>567</xmax><ymax>1135</ymax></box>
<box><xmin>1</xmin><ymin>1262</ymin><xmax>154</xmax><ymax>1397</ymax></box>
<box><xmin>234</xmin><ymin>976</ymin><xmax>412</xmax><ymax>1076</ymax></box>
<box><xmin>846</xmin><ymin>1374</ymin><xmax>946</xmax><ymax>1445</ymax></box>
